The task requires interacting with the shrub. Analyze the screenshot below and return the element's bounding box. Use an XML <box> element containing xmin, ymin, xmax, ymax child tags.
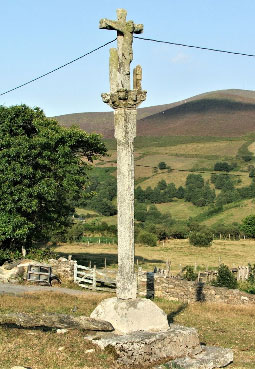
<box><xmin>182</xmin><ymin>265</ymin><xmax>198</xmax><ymax>281</ymax></box>
<box><xmin>189</xmin><ymin>231</ymin><xmax>213</xmax><ymax>247</ymax></box>
<box><xmin>241</xmin><ymin>215</ymin><xmax>255</xmax><ymax>238</ymax></box>
<box><xmin>137</xmin><ymin>231</ymin><xmax>157</xmax><ymax>246</ymax></box>
<box><xmin>158</xmin><ymin>161</ymin><xmax>167</xmax><ymax>170</ymax></box>
<box><xmin>214</xmin><ymin>162</ymin><xmax>232</xmax><ymax>172</ymax></box>
<box><xmin>212</xmin><ymin>264</ymin><xmax>238</xmax><ymax>289</ymax></box>
<box><xmin>26</xmin><ymin>247</ymin><xmax>57</xmax><ymax>262</ymax></box>
<box><xmin>0</xmin><ymin>249</ymin><xmax>22</xmax><ymax>265</ymax></box>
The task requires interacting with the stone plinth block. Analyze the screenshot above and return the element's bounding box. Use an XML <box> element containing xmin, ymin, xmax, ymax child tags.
<box><xmin>87</xmin><ymin>324</ymin><xmax>201</xmax><ymax>366</ymax></box>
<box><xmin>90</xmin><ymin>297</ymin><xmax>169</xmax><ymax>333</ymax></box>
<box><xmin>157</xmin><ymin>345</ymin><xmax>233</xmax><ymax>369</ymax></box>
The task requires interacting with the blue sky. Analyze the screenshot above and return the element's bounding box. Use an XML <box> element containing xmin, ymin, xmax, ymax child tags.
<box><xmin>1</xmin><ymin>0</ymin><xmax>255</xmax><ymax>116</ymax></box>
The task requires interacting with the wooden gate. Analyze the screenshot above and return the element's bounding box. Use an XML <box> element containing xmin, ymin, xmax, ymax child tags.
<box><xmin>73</xmin><ymin>262</ymin><xmax>116</xmax><ymax>292</ymax></box>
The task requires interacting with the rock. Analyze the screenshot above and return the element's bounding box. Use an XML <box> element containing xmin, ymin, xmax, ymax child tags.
<box><xmin>0</xmin><ymin>266</ymin><xmax>23</xmax><ymax>283</ymax></box>
<box><xmin>87</xmin><ymin>324</ymin><xmax>202</xmax><ymax>366</ymax></box>
<box><xmin>11</xmin><ymin>367</ymin><xmax>32</xmax><ymax>369</ymax></box>
<box><xmin>157</xmin><ymin>345</ymin><xmax>233</xmax><ymax>369</ymax></box>
<box><xmin>56</xmin><ymin>329</ymin><xmax>68</xmax><ymax>334</ymax></box>
<box><xmin>85</xmin><ymin>349</ymin><xmax>95</xmax><ymax>354</ymax></box>
<box><xmin>0</xmin><ymin>312</ymin><xmax>114</xmax><ymax>332</ymax></box>
<box><xmin>90</xmin><ymin>297</ymin><xmax>169</xmax><ymax>333</ymax></box>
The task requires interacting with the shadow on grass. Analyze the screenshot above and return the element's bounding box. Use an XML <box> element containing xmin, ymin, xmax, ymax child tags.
<box><xmin>57</xmin><ymin>251</ymin><xmax>164</xmax><ymax>269</ymax></box>
<box><xmin>0</xmin><ymin>323</ymin><xmax>54</xmax><ymax>332</ymax></box>
<box><xmin>167</xmin><ymin>303</ymin><xmax>188</xmax><ymax>324</ymax></box>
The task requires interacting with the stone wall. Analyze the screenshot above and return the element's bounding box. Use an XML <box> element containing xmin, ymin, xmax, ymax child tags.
<box><xmin>138</xmin><ymin>272</ymin><xmax>255</xmax><ymax>305</ymax></box>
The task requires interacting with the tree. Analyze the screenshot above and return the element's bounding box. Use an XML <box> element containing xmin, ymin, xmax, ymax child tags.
<box><xmin>158</xmin><ymin>161</ymin><xmax>167</xmax><ymax>170</ymax></box>
<box><xmin>157</xmin><ymin>179</ymin><xmax>167</xmax><ymax>190</ymax></box>
<box><xmin>137</xmin><ymin>231</ymin><xmax>157</xmax><ymax>246</ymax></box>
<box><xmin>214</xmin><ymin>162</ymin><xmax>231</xmax><ymax>172</ymax></box>
<box><xmin>0</xmin><ymin>105</ymin><xmax>106</xmax><ymax>250</ymax></box>
<box><xmin>241</xmin><ymin>215</ymin><xmax>255</xmax><ymax>238</ymax></box>
<box><xmin>189</xmin><ymin>231</ymin><xmax>213</xmax><ymax>247</ymax></box>
<box><xmin>212</xmin><ymin>264</ymin><xmax>238</xmax><ymax>289</ymax></box>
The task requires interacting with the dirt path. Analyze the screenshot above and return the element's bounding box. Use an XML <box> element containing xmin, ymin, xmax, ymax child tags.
<box><xmin>0</xmin><ymin>282</ymin><xmax>92</xmax><ymax>296</ymax></box>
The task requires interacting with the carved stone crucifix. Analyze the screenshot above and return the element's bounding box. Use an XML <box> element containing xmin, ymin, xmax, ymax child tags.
<box><xmin>99</xmin><ymin>9</ymin><xmax>147</xmax><ymax>299</ymax></box>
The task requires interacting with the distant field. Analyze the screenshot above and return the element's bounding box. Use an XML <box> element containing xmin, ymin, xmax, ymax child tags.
<box><xmin>203</xmin><ymin>199</ymin><xmax>255</xmax><ymax>226</ymax></box>
<box><xmin>55</xmin><ymin>239</ymin><xmax>255</xmax><ymax>273</ymax></box>
<box><xmin>156</xmin><ymin>200</ymin><xmax>202</xmax><ymax>220</ymax></box>
<box><xmin>141</xmin><ymin>140</ymin><xmax>244</xmax><ymax>157</ymax></box>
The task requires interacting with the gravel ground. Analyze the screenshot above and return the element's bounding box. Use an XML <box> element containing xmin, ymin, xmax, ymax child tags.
<box><xmin>0</xmin><ymin>282</ymin><xmax>88</xmax><ymax>296</ymax></box>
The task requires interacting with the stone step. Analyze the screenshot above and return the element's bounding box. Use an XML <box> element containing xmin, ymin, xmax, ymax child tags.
<box><xmin>156</xmin><ymin>345</ymin><xmax>233</xmax><ymax>369</ymax></box>
<box><xmin>87</xmin><ymin>324</ymin><xmax>202</xmax><ymax>366</ymax></box>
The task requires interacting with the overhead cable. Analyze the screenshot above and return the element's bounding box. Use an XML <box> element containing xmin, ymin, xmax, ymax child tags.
<box><xmin>134</xmin><ymin>36</ymin><xmax>255</xmax><ymax>58</ymax></box>
<box><xmin>0</xmin><ymin>38</ymin><xmax>117</xmax><ymax>97</ymax></box>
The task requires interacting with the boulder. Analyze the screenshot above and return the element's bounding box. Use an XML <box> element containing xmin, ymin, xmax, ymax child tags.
<box><xmin>156</xmin><ymin>345</ymin><xmax>233</xmax><ymax>369</ymax></box>
<box><xmin>0</xmin><ymin>312</ymin><xmax>114</xmax><ymax>332</ymax></box>
<box><xmin>87</xmin><ymin>324</ymin><xmax>202</xmax><ymax>366</ymax></box>
<box><xmin>90</xmin><ymin>297</ymin><xmax>169</xmax><ymax>333</ymax></box>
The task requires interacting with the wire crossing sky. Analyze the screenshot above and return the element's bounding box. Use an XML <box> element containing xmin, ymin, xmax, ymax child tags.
<box><xmin>1</xmin><ymin>36</ymin><xmax>255</xmax><ymax>98</ymax></box>
<box><xmin>1</xmin><ymin>0</ymin><xmax>255</xmax><ymax>116</ymax></box>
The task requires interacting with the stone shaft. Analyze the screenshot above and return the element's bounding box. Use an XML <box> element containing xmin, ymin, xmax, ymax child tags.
<box><xmin>100</xmin><ymin>9</ymin><xmax>146</xmax><ymax>300</ymax></box>
<box><xmin>114</xmin><ymin>108</ymin><xmax>137</xmax><ymax>299</ymax></box>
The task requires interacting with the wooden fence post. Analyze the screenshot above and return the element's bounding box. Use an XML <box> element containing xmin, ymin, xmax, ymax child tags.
<box><xmin>73</xmin><ymin>261</ymin><xmax>77</xmax><ymax>283</ymax></box>
<box><xmin>92</xmin><ymin>265</ymin><xmax>96</xmax><ymax>291</ymax></box>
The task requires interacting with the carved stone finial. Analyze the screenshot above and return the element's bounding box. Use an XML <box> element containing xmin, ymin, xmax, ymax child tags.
<box><xmin>133</xmin><ymin>65</ymin><xmax>142</xmax><ymax>90</ymax></box>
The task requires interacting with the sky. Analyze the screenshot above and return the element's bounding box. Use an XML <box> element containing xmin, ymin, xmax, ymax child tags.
<box><xmin>1</xmin><ymin>0</ymin><xmax>255</xmax><ymax>117</ymax></box>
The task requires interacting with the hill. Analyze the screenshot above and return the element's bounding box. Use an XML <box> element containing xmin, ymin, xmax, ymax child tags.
<box><xmin>54</xmin><ymin>89</ymin><xmax>255</xmax><ymax>138</ymax></box>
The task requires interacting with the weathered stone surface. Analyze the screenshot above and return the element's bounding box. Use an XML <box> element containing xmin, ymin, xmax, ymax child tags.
<box><xmin>156</xmin><ymin>346</ymin><xmax>233</xmax><ymax>369</ymax></box>
<box><xmin>0</xmin><ymin>312</ymin><xmax>114</xmax><ymax>332</ymax></box>
<box><xmin>91</xmin><ymin>297</ymin><xmax>169</xmax><ymax>333</ymax></box>
<box><xmin>99</xmin><ymin>8</ymin><xmax>143</xmax><ymax>90</ymax></box>
<box><xmin>100</xmin><ymin>9</ymin><xmax>147</xmax><ymax>300</ymax></box>
<box><xmin>87</xmin><ymin>324</ymin><xmax>201</xmax><ymax>365</ymax></box>
<box><xmin>0</xmin><ymin>265</ymin><xmax>23</xmax><ymax>283</ymax></box>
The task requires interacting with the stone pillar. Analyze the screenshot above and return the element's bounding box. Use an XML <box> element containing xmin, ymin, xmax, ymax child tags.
<box><xmin>115</xmin><ymin>108</ymin><xmax>137</xmax><ymax>299</ymax></box>
<box><xmin>99</xmin><ymin>9</ymin><xmax>146</xmax><ymax>300</ymax></box>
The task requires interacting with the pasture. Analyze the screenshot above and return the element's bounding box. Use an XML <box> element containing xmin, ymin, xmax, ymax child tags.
<box><xmin>0</xmin><ymin>292</ymin><xmax>254</xmax><ymax>368</ymax></box>
<box><xmin>55</xmin><ymin>239</ymin><xmax>255</xmax><ymax>273</ymax></box>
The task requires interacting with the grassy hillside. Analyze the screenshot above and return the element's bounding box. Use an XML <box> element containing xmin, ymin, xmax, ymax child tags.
<box><xmin>57</xmin><ymin>89</ymin><xmax>255</xmax><ymax>236</ymax></box>
<box><xmin>54</xmin><ymin>89</ymin><xmax>255</xmax><ymax>138</ymax></box>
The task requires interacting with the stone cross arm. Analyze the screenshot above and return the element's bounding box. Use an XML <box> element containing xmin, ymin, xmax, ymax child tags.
<box><xmin>99</xmin><ymin>9</ymin><xmax>143</xmax><ymax>35</ymax></box>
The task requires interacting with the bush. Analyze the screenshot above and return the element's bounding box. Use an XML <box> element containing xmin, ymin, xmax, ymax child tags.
<box><xmin>212</xmin><ymin>264</ymin><xmax>238</xmax><ymax>289</ymax></box>
<box><xmin>158</xmin><ymin>161</ymin><xmax>167</xmax><ymax>170</ymax></box>
<box><xmin>137</xmin><ymin>231</ymin><xmax>157</xmax><ymax>246</ymax></box>
<box><xmin>0</xmin><ymin>249</ymin><xmax>22</xmax><ymax>265</ymax></box>
<box><xmin>182</xmin><ymin>265</ymin><xmax>198</xmax><ymax>281</ymax></box>
<box><xmin>214</xmin><ymin>162</ymin><xmax>232</xmax><ymax>172</ymax></box>
<box><xmin>189</xmin><ymin>231</ymin><xmax>213</xmax><ymax>247</ymax></box>
<box><xmin>241</xmin><ymin>215</ymin><xmax>255</xmax><ymax>238</ymax></box>
<box><xmin>26</xmin><ymin>247</ymin><xmax>57</xmax><ymax>261</ymax></box>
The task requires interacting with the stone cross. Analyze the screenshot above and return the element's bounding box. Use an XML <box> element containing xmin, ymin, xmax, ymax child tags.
<box><xmin>99</xmin><ymin>9</ymin><xmax>146</xmax><ymax>299</ymax></box>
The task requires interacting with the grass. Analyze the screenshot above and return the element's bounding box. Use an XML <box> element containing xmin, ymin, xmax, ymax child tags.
<box><xmin>0</xmin><ymin>292</ymin><xmax>254</xmax><ymax>368</ymax></box>
<box><xmin>55</xmin><ymin>239</ymin><xmax>255</xmax><ymax>274</ymax></box>
<box><xmin>142</xmin><ymin>140</ymin><xmax>244</xmax><ymax>157</ymax></box>
<box><xmin>156</xmin><ymin>200</ymin><xmax>202</xmax><ymax>220</ymax></box>
<box><xmin>203</xmin><ymin>198</ymin><xmax>255</xmax><ymax>225</ymax></box>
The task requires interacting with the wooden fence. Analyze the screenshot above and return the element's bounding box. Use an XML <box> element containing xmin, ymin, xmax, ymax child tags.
<box><xmin>73</xmin><ymin>262</ymin><xmax>116</xmax><ymax>292</ymax></box>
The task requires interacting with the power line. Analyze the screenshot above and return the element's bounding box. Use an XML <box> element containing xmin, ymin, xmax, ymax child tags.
<box><xmin>1</xmin><ymin>36</ymin><xmax>254</xmax><ymax>98</ymax></box>
<box><xmin>0</xmin><ymin>38</ymin><xmax>117</xmax><ymax>97</ymax></box>
<box><xmin>134</xmin><ymin>36</ymin><xmax>255</xmax><ymax>58</ymax></box>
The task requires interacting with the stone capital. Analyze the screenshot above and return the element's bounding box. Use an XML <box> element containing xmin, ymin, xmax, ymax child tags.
<box><xmin>101</xmin><ymin>89</ymin><xmax>147</xmax><ymax>109</ymax></box>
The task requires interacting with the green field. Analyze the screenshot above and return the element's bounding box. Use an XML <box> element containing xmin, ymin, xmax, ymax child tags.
<box><xmin>79</xmin><ymin>133</ymin><xmax>255</xmax><ymax>231</ymax></box>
